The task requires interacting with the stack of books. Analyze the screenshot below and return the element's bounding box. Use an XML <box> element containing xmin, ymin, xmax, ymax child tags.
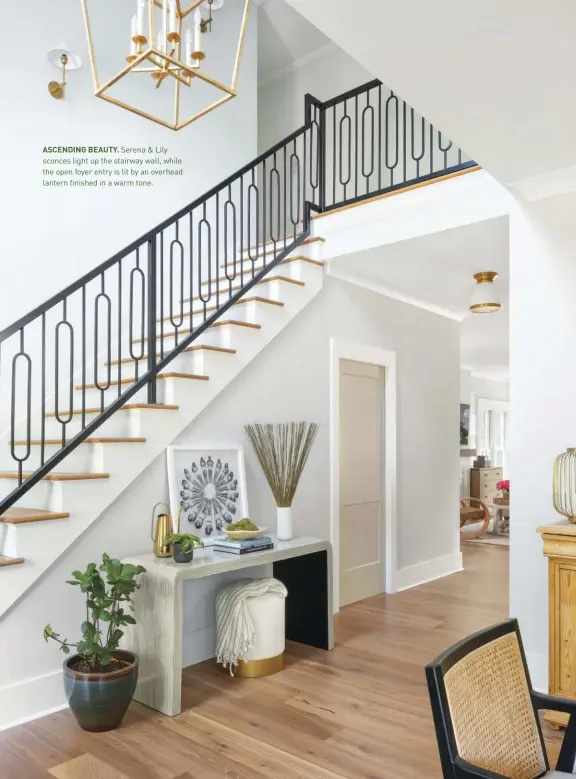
<box><xmin>214</xmin><ymin>536</ymin><xmax>274</xmax><ymax>555</ymax></box>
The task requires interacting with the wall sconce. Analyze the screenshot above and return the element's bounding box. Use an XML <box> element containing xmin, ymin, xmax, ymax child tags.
<box><xmin>47</xmin><ymin>44</ymin><xmax>82</xmax><ymax>99</ymax></box>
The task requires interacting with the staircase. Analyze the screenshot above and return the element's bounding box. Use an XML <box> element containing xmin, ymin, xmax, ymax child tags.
<box><xmin>0</xmin><ymin>80</ymin><xmax>472</xmax><ymax>617</ymax></box>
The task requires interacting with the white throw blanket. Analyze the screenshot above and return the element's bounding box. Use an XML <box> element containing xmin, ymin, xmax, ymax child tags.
<box><xmin>215</xmin><ymin>577</ymin><xmax>287</xmax><ymax>674</ymax></box>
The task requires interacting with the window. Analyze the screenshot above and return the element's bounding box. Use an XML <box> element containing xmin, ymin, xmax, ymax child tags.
<box><xmin>477</xmin><ymin>399</ymin><xmax>509</xmax><ymax>473</ymax></box>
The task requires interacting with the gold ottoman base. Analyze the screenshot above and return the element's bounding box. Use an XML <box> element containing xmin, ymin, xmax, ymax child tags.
<box><xmin>218</xmin><ymin>652</ymin><xmax>284</xmax><ymax>678</ymax></box>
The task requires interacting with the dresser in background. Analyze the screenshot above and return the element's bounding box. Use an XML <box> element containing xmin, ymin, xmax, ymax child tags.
<box><xmin>470</xmin><ymin>466</ymin><xmax>503</xmax><ymax>505</ymax></box>
<box><xmin>538</xmin><ymin>521</ymin><xmax>576</xmax><ymax>728</ymax></box>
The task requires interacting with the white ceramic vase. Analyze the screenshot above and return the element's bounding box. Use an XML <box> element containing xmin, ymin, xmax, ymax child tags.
<box><xmin>276</xmin><ymin>506</ymin><xmax>293</xmax><ymax>541</ymax></box>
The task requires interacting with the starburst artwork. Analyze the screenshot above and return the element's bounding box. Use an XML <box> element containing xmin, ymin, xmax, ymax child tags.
<box><xmin>166</xmin><ymin>446</ymin><xmax>248</xmax><ymax>542</ymax></box>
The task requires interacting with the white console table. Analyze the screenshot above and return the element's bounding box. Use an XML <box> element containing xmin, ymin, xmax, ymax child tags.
<box><xmin>122</xmin><ymin>536</ymin><xmax>334</xmax><ymax>716</ymax></box>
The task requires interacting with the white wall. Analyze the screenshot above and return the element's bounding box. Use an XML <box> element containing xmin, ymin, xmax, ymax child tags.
<box><xmin>0</xmin><ymin>275</ymin><xmax>461</xmax><ymax>728</ymax></box>
<box><xmin>1</xmin><ymin>0</ymin><xmax>258</xmax><ymax>329</ymax></box>
<box><xmin>471</xmin><ymin>375</ymin><xmax>509</xmax><ymax>403</ymax></box>
<box><xmin>460</xmin><ymin>369</ymin><xmax>509</xmax><ymax>404</ymax></box>
<box><xmin>258</xmin><ymin>46</ymin><xmax>373</xmax><ymax>152</ymax></box>
<box><xmin>509</xmin><ymin>190</ymin><xmax>576</xmax><ymax>692</ymax></box>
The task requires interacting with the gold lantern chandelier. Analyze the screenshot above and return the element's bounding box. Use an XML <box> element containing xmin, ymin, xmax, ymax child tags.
<box><xmin>80</xmin><ymin>0</ymin><xmax>251</xmax><ymax>130</ymax></box>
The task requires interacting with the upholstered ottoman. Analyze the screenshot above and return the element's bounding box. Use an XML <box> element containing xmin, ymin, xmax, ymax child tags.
<box><xmin>216</xmin><ymin>578</ymin><xmax>287</xmax><ymax>678</ymax></box>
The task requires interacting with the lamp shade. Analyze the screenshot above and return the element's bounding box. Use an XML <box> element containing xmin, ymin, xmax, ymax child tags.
<box><xmin>469</xmin><ymin>271</ymin><xmax>500</xmax><ymax>314</ymax></box>
<box><xmin>47</xmin><ymin>44</ymin><xmax>82</xmax><ymax>70</ymax></box>
<box><xmin>553</xmin><ymin>448</ymin><xmax>576</xmax><ymax>523</ymax></box>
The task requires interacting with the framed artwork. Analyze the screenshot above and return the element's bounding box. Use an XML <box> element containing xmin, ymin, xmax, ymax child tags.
<box><xmin>460</xmin><ymin>403</ymin><xmax>470</xmax><ymax>447</ymax></box>
<box><xmin>166</xmin><ymin>445</ymin><xmax>248</xmax><ymax>544</ymax></box>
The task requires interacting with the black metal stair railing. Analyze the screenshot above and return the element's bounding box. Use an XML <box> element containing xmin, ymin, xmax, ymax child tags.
<box><xmin>0</xmin><ymin>80</ymin><xmax>474</xmax><ymax>513</ymax></box>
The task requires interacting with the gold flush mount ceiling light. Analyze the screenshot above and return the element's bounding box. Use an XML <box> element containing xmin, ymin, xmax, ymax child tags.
<box><xmin>469</xmin><ymin>271</ymin><xmax>501</xmax><ymax>314</ymax></box>
<box><xmin>80</xmin><ymin>0</ymin><xmax>251</xmax><ymax>130</ymax></box>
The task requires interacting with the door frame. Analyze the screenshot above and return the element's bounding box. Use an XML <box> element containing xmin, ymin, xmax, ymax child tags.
<box><xmin>329</xmin><ymin>338</ymin><xmax>398</xmax><ymax>610</ymax></box>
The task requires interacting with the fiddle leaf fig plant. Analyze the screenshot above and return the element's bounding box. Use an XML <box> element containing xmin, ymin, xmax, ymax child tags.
<box><xmin>43</xmin><ymin>553</ymin><xmax>146</xmax><ymax>672</ymax></box>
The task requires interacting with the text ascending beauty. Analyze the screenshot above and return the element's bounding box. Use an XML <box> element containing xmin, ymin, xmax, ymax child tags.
<box><xmin>43</xmin><ymin>146</ymin><xmax>167</xmax><ymax>154</ymax></box>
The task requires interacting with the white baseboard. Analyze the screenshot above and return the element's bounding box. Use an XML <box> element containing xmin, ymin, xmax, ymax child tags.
<box><xmin>394</xmin><ymin>551</ymin><xmax>463</xmax><ymax>592</ymax></box>
<box><xmin>0</xmin><ymin>669</ymin><xmax>67</xmax><ymax>731</ymax></box>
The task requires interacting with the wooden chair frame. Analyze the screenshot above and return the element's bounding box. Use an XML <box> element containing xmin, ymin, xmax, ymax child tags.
<box><xmin>460</xmin><ymin>497</ymin><xmax>491</xmax><ymax>539</ymax></box>
<box><xmin>426</xmin><ymin>619</ymin><xmax>576</xmax><ymax>779</ymax></box>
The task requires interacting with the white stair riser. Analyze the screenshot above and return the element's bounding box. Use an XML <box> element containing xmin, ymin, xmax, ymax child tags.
<box><xmin>165</xmin><ymin>280</ymin><xmax>294</xmax><ymax>322</ymax></box>
<box><xmin>154</xmin><ymin>299</ymin><xmax>263</xmax><ymax>336</ymax></box>
<box><xmin>107</xmin><ymin>349</ymin><xmax>238</xmax><ymax>380</ymax></box>
<box><xmin>2</xmin><ymin>444</ymin><xmax>95</xmax><ymax>474</ymax></box>
<box><xmin>0</xmin><ymin>479</ymin><xmax>60</xmax><ymax>511</ymax></box>
<box><xmin>42</xmin><ymin>410</ymin><xmax>138</xmax><ymax>440</ymax></box>
<box><xmin>207</xmin><ymin>257</ymin><xmax>321</xmax><ymax>289</ymax></box>
<box><xmin>220</xmin><ymin>241</ymin><xmax>323</xmax><ymax>269</ymax></box>
<box><xmin>77</xmin><ymin>385</ymin><xmax>149</xmax><ymax>410</ymax></box>
<box><xmin>265</xmin><ymin>282</ymin><xmax>308</xmax><ymax>313</ymax></box>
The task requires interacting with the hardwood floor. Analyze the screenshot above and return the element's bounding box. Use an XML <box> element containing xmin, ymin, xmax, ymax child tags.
<box><xmin>0</xmin><ymin>544</ymin><xmax>559</xmax><ymax>778</ymax></box>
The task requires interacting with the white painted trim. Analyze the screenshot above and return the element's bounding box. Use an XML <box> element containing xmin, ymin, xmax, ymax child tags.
<box><xmin>329</xmin><ymin>339</ymin><xmax>398</xmax><ymax>610</ymax></box>
<box><xmin>509</xmin><ymin>163</ymin><xmax>576</xmax><ymax>203</ymax></box>
<box><xmin>478</xmin><ymin>398</ymin><xmax>509</xmax><ymax>414</ymax></box>
<box><xmin>259</xmin><ymin>42</ymin><xmax>338</xmax><ymax>88</ymax></box>
<box><xmin>328</xmin><ymin>267</ymin><xmax>466</xmax><ymax>322</ymax></box>
<box><xmin>394</xmin><ymin>551</ymin><xmax>463</xmax><ymax>592</ymax></box>
<box><xmin>0</xmin><ymin>669</ymin><xmax>67</xmax><ymax>731</ymax></box>
<box><xmin>461</xmin><ymin>364</ymin><xmax>510</xmax><ymax>384</ymax></box>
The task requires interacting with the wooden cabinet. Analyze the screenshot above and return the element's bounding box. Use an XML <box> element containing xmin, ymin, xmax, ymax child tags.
<box><xmin>538</xmin><ymin>522</ymin><xmax>576</xmax><ymax>728</ymax></box>
<box><xmin>470</xmin><ymin>467</ymin><xmax>503</xmax><ymax>505</ymax></box>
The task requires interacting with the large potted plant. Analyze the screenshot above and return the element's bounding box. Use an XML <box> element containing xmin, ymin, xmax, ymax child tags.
<box><xmin>43</xmin><ymin>553</ymin><xmax>146</xmax><ymax>732</ymax></box>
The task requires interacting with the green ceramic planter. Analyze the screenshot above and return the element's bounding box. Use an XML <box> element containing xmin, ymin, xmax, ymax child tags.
<box><xmin>63</xmin><ymin>650</ymin><xmax>138</xmax><ymax>732</ymax></box>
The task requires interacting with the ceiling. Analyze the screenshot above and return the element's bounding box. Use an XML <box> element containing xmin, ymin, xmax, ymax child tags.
<box><xmin>282</xmin><ymin>0</ymin><xmax>576</xmax><ymax>188</ymax></box>
<box><xmin>329</xmin><ymin>217</ymin><xmax>510</xmax><ymax>381</ymax></box>
<box><xmin>256</xmin><ymin>0</ymin><xmax>334</xmax><ymax>83</ymax></box>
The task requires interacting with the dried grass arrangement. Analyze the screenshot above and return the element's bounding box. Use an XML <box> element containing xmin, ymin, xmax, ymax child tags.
<box><xmin>244</xmin><ymin>422</ymin><xmax>319</xmax><ymax>507</ymax></box>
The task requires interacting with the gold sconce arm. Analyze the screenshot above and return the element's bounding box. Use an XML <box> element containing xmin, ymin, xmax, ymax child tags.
<box><xmin>47</xmin><ymin>45</ymin><xmax>82</xmax><ymax>100</ymax></box>
<box><xmin>48</xmin><ymin>54</ymin><xmax>67</xmax><ymax>99</ymax></box>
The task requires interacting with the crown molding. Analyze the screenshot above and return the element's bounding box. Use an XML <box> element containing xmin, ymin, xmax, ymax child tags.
<box><xmin>461</xmin><ymin>364</ymin><xmax>509</xmax><ymax>384</ymax></box>
<box><xmin>509</xmin><ymin>163</ymin><xmax>576</xmax><ymax>203</ymax></box>
<box><xmin>327</xmin><ymin>267</ymin><xmax>467</xmax><ymax>322</ymax></box>
<box><xmin>259</xmin><ymin>42</ymin><xmax>338</xmax><ymax>88</ymax></box>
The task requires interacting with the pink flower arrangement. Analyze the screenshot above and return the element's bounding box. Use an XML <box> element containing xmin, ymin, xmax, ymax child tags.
<box><xmin>497</xmin><ymin>479</ymin><xmax>509</xmax><ymax>493</ymax></box>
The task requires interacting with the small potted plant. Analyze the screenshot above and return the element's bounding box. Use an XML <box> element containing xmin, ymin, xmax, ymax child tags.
<box><xmin>43</xmin><ymin>553</ymin><xmax>146</xmax><ymax>732</ymax></box>
<box><xmin>165</xmin><ymin>532</ymin><xmax>204</xmax><ymax>563</ymax></box>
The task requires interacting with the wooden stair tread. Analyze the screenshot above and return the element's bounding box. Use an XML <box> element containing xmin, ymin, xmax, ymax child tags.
<box><xmin>0</xmin><ymin>555</ymin><xmax>25</xmax><ymax>567</ymax></box>
<box><xmin>205</xmin><ymin>319</ymin><xmax>261</xmax><ymax>330</ymax></box>
<box><xmin>158</xmin><ymin>296</ymin><xmax>284</xmax><ymax>324</ymax></box>
<box><xmin>0</xmin><ymin>472</ymin><xmax>110</xmax><ymax>481</ymax></box>
<box><xmin>133</xmin><ymin>320</ymin><xmax>261</xmax><ymax>344</ymax></box>
<box><xmin>182</xmin><ymin>275</ymin><xmax>304</xmax><ymax>305</ymax></box>
<box><xmin>107</xmin><ymin>345</ymin><xmax>235</xmax><ymax>367</ymax></box>
<box><xmin>0</xmin><ymin>508</ymin><xmax>70</xmax><ymax>525</ymax></box>
<box><xmin>12</xmin><ymin>438</ymin><xmax>146</xmax><ymax>446</ymax></box>
<box><xmin>77</xmin><ymin>373</ymin><xmax>208</xmax><ymax>391</ymax></box>
<box><xmin>45</xmin><ymin>403</ymin><xmax>179</xmax><ymax>418</ymax></box>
